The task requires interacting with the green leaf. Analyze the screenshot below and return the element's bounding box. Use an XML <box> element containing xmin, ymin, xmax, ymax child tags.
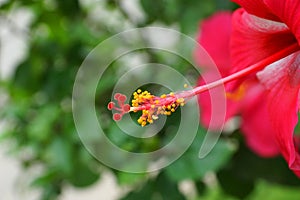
<box><xmin>45</xmin><ymin>137</ymin><xmax>73</xmax><ymax>174</ymax></box>
<box><xmin>249</xmin><ymin>180</ymin><xmax>300</xmax><ymax>200</ymax></box>
<box><xmin>140</xmin><ymin>0</ymin><xmax>165</xmax><ymax>24</ymax></box>
<box><xmin>217</xmin><ymin>138</ymin><xmax>300</xmax><ymax>199</ymax></box>
<box><xmin>178</xmin><ymin>0</ymin><xmax>215</xmax><ymax>34</ymax></box>
<box><xmin>166</xmin><ymin>129</ymin><xmax>235</xmax><ymax>181</ymax></box>
<box><xmin>31</xmin><ymin>169</ymin><xmax>59</xmax><ymax>187</ymax></box>
<box><xmin>156</xmin><ymin>173</ymin><xmax>185</xmax><ymax>200</ymax></box>
<box><xmin>294</xmin><ymin>113</ymin><xmax>300</xmax><ymax>134</ymax></box>
<box><xmin>117</xmin><ymin>172</ymin><xmax>147</xmax><ymax>185</ymax></box>
<box><xmin>218</xmin><ymin>168</ymin><xmax>255</xmax><ymax>199</ymax></box>
<box><xmin>121</xmin><ymin>173</ymin><xmax>185</xmax><ymax>200</ymax></box>
<box><xmin>67</xmin><ymin>149</ymin><xmax>100</xmax><ymax>187</ymax></box>
<box><xmin>27</xmin><ymin>105</ymin><xmax>60</xmax><ymax>142</ymax></box>
<box><xmin>68</xmin><ymin>163</ymin><xmax>100</xmax><ymax>187</ymax></box>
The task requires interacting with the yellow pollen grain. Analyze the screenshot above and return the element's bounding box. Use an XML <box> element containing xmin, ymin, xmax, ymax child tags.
<box><xmin>147</xmin><ymin>119</ymin><xmax>153</xmax><ymax>123</ymax></box>
<box><xmin>164</xmin><ymin>111</ymin><xmax>171</xmax><ymax>115</ymax></box>
<box><xmin>184</xmin><ymin>84</ymin><xmax>188</xmax><ymax>88</ymax></box>
<box><xmin>141</xmin><ymin>121</ymin><xmax>147</xmax><ymax>127</ymax></box>
<box><xmin>131</xmin><ymin>89</ymin><xmax>185</xmax><ymax>127</ymax></box>
<box><xmin>176</xmin><ymin>98</ymin><xmax>184</xmax><ymax>103</ymax></box>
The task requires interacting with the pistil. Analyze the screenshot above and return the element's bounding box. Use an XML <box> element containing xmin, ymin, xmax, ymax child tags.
<box><xmin>108</xmin><ymin>43</ymin><xmax>300</xmax><ymax>126</ymax></box>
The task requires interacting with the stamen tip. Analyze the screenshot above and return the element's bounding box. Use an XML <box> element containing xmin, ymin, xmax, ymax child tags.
<box><xmin>122</xmin><ymin>104</ymin><xmax>131</xmax><ymax>112</ymax></box>
<box><xmin>113</xmin><ymin>113</ymin><xmax>122</xmax><ymax>121</ymax></box>
<box><xmin>118</xmin><ymin>94</ymin><xmax>127</xmax><ymax>102</ymax></box>
<box><xmin>107</xmin><ymin>102</ymin><xmax>115</xmax><ymax>110</ymax></box>
<box><xmin>114</xmin><ymin>93</ymin><xmax>121</xmax><ymax>100</ymax></box>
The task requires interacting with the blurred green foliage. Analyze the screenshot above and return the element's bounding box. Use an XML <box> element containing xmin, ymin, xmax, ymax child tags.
<box><xmin>1</xmin><ymin>0</ymin><xmax>300</xmax><ymax>200</ymax></box>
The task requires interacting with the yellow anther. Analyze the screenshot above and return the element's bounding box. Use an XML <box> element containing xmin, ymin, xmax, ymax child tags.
<box><xmin>184</xmin><ymin>84</ymin><xmax>188</xmax><ymax>88</ymax></box>
<box><xmin>137</xmin><ymin>118</ymin><xmax>143</xmax><ymax>124</ymax></box>
<box><xmin>147</xmin><ymin>119</ymin><xmax>153</xmax><ymax>123</ymax></box>
<box><xmin>164</xmin><ymin>111</ymin><xmax>171</xmax><ymax>115</ymax></box>
<box><xmin>176</xmin><ymin>98</ymin><xmax>184</xmax><ymax>103</ymax></box>
<box><xmin>130</xmin><ymin>89</ymin><xmax>187</xmax><ymax>127</ymax></box>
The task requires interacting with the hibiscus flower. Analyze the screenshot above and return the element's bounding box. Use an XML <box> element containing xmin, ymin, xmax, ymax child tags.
<box><xmin>195</xmin><ymin>1</ymin><xmax>300</xmax><ymax>177</ymax></box>
<box><xmin>195</xmin><ymin>11</ymin><xmax>280</xmax><ymax>158</ymax></box>
<box><xmin>231</xmin><ymin>0</ymin><xmax>300</xmax><ymax>177</ymax></box>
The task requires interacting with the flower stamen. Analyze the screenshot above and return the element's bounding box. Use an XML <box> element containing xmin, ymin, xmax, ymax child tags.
<box><xmin>130</xmin><ymin>90</ymin><xmax>185</xmax><ymax>126</ymax></box>
<box><xmin>108</xmin><ymin>43</ymin><xmax>300</xmax><ymax>126</ymax></box>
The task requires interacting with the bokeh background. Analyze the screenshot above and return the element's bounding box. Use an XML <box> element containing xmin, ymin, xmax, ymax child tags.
<box><xmin>1</xmin><ymin>0</ymin><xmax>300</xmax><ymax>200</ymax></box>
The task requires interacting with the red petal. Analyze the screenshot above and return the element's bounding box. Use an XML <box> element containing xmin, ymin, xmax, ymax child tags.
<box><xmin>240</xmin><ymin>83</ymin><xmax>280</xmax><ymax>157</ymax></box>
<box><xmin>197</xmin><ymin>73</ymin><xmax>241</xmax><ymax>129</ymax></box>
<box><xmin>232</xmin><ymin>0</ymin><xmax>279</xmax><ymax>21</ymax></box>
<box><xmin>195</xmin><ymin>12</ymin><xmax>237</xmax><ymax>129</ymax></box>
<box><xmin>231</xmin><ymin>9</ymin><xmax>297</xmax><ymax>74</ymax></box>
<box><xmin>194</xmin><ymin>12</ymin><xmax>232</xmax><ymax>75</ymax></box>
<box><xmin>264</xmin><ymin>0</ymin><xmax>300</xmax><ymax>45</ymax></box>
<box><xmin>257</xmin><ymin>52</ymin><xmax>300</xmax><ymax>176</ymax></box>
